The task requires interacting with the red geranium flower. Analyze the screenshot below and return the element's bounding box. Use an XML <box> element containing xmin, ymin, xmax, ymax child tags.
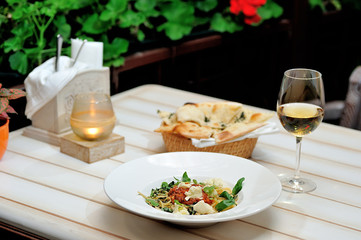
<box><xmin>230</xmin><ymin>0</ymin><xmax>267</xmax><ymax>24</ymax></box>
<box><xmin>244</xmin><ymin>14</ymin><xmax>262</xmax><ymax>25</ymax></box>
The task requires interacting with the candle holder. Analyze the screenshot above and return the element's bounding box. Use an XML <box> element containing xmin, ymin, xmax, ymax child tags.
<box><xmin>60</xmin><ymin>92</ymin><xmax>124</xmax><ymax>163</ymax></box>
<box><xmin>70</xmin><ymin>92</ymin><xmax>116</xmax><ymax>141</ymax></box>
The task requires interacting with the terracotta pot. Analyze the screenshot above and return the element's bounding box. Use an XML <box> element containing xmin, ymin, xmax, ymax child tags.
<box><xmin>0</xmin><ymin>119</ymin><xmax>9</xmax><ymax>160</ymax></box>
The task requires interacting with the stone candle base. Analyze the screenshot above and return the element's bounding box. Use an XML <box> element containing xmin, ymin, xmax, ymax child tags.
<box><xmin>60</xmin><ymin>133</ymin><xmax>124</xmax><ymax>163</ymax></box>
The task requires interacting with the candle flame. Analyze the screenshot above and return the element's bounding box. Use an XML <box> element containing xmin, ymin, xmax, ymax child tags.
<box><xmin>86</xmin><ymin>128</ymin><xmax>100</xmax><ymax>135</ymax></box>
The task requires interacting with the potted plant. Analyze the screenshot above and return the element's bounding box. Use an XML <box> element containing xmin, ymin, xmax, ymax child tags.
<box><xmin>0</xmin><ymin>83</ymin><xmax>26</xmax><ymax>160</ymax></box>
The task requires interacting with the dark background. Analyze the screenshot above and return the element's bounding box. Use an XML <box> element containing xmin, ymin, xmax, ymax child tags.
<box><xmin>112</xmin><ymin>3</ymin><xmax>361</xmax><ymax>112</ymax></box>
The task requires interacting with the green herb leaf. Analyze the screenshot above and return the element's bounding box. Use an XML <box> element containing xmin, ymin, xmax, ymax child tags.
<box><xmin>146</xmin><ymin>198</ymin><xmax>159</xmax><ymax>207</ymax></box>
<box><xmin>181</xmin><ymin>172</ymin><xmax>191</xmax><ymax>182</ymax></box>
<box><xmin>235</xmin><ymin>112</ymin><xmax>245</xmax><ymax>123</ymax></box>
<box><xmin>161</xmin><ymin>182</ymin><xmax>169</xmax><ymax>191</ymax></box>
<box><xmin>203</xmin><ymin>186</ymin><xmax>215</xmax><ymax>196</ymax></box>
<box><xmin>232</xmin><ymin>177</ymin><xmax>245</xmax><ymax>196</ymax></box>
<box><xmin>219</xmin><ymin>191</ymin><xmax>233</xmax><ymax>200</ymax></box>
<box><xmin>215</xmin><ymin>199</ymin><xmax>235</xmax><ymax>211</ymax></box>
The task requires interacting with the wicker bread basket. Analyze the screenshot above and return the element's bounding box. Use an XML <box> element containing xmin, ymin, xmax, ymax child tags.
<box><xmin>161</xmin><ymin>133</ymin><xmax>258</xmax><ymax>159</ymax></box>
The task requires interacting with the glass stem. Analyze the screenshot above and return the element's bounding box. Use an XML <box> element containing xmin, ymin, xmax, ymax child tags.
<box><xmin>294</xmin><ymin>136</ymin><xmax>303</xmax><ymax>179</ymax></box>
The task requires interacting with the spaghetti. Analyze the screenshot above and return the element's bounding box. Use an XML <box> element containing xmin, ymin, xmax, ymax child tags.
<box><xmin>139</xmin><ymin>172</ymin><xmax>245</xmax><ymax>215</ymax></box>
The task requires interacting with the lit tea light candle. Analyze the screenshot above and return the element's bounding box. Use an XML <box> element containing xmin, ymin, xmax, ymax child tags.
<box><xmin>70</xmin><ymin>93</ymin><xmax>116</xmax><ymax>141</ymax></box>
<box><xmin>86</xmin><ymin>128</ymin><xmax>99</xmax><ymax>136</ymax></box>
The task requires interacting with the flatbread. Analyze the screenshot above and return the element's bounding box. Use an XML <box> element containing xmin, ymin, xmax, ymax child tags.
<box><xmin>214</xmin><ymin>122</ymin><xmax>266</xmax><ymax>143</ymax></box>
<box><xmin>155</xmin><ymin>102</ymin><xmax>273</xmax><ymax>143</ymax></box>
<box><xmin>173</xmin><ymin>122</ymin><xmax>213</xmax><ymax>139</ymax></box>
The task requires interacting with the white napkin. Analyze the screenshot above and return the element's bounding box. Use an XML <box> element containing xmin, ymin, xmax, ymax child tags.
<box><xmin>191</xmin><ymin>122</ymin><xmax>279</xmax><ymax>148</ymax></box>
<box><xmin>71</xmin><ymin>39</ymin><xmax>103</xmax><ymax>69</ymax></box>
<box><xmin>24</xmin><ymin>56</ymin><xmax>89</xmax><ymax>119</ymax></box>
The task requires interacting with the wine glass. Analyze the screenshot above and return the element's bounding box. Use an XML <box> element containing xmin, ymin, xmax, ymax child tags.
<box><xmin>70</xmin><ymin>92</ymin><xmax>116</xmax><ymax>141</ymax></box>
<box><xmin>277</xmin><ymin>68</ymin><xmax>325</xmax><ymax>193</ymax></box>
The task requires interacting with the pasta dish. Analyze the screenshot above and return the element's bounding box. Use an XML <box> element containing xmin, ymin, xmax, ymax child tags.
<box><xmin>139</xmin><ymin>172</ymin><xmax>245</xmax><ymax>215</ymax></box>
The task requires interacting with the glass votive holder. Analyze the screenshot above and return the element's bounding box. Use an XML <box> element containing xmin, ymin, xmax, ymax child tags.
<box><xmin>70</xmin><ymin>92</ymin><xmax>116</xmax><ymax>141</ymax></box>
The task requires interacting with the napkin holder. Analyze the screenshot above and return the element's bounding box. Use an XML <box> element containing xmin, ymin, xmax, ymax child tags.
<box><xmin>22</xmin><ymin>67</ymin><xmax>110</xmax><ymax>146</ymax></box>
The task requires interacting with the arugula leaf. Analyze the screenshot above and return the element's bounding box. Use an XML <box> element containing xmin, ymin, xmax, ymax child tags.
<box><xmin>215</xmin><ymin>199</ymin><xmax>235</xmax><ymax>211</ymax></box>
<box><xmin>150</xmin><ymin>189</ymin><xmax>155</xmax><ymax>197</ymax></box>
<box><xmin>161</xmin><ymin>181</ymin><xmax>169</xmax><ymax>191</ymax></box>
<box><xmin>181</xmin><ymin>172</ymin><xmax>191</xmax><ymax>182</ymax></box>
<box><xmin>232</xmin><ymin>177</ymin><xmax>245</xmax><ymax>196</ymax></box>
<box><xmin>146</xmin><ymin>198</ymin><xmax>159</xmax><ymax>207</ymax></box>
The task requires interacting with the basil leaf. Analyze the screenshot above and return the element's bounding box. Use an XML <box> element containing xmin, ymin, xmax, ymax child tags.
<box><xmin>203</xmin><ymin>186</ymin><xmax>215</xmax><ymax>196</ymax></box>
<box><xmin>182</xmin><ymin>171</ymin><xmax>191</xmax><ymax>182</ymax></box>
<box><xmin>232</xmin><ymin>177</ymin><xmax>245</xmax><ymax>196</ymax></box>
<box><xmin>215</xmin><ymin>199</ymin><xmax>235</xmax><ymax>211</ymax></box>
<box><xmin>161</xmin><ymin>181</ymin><xmax>169</xmax><ymax>190</ymax></box>
<box><xmin>146</xmin><ymin>198</ymin><xmax>159</xmax><ymax>207</ymax></box>
<box><xmin>219</xmin><ymin>191</ymin><xmax>233</xmax><ymax>200</ymax></box>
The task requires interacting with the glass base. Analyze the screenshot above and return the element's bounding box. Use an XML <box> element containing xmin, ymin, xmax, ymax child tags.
<box><xmin>280</xmin><ymin>176</ymin><xmax>316</xmax><ymax>193</ymax></box>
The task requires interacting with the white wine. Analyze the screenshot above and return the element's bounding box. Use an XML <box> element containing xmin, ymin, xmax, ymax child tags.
<box><xmin>277</xmin><ymin>103</ymin><xmax>324</xmax><ymax>137</ymax></box>
<box><xmin>70</xmin><ymin>110</ymin><xmax>116</xmax><ymax>140</ymax></box>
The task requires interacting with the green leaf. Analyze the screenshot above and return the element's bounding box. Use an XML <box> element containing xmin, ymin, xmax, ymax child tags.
<box><xmin>4</xmin><ymin>21</ymin><xmax>33</xmax><ymax>53</ymax></box>
<box><xmin>109</xmin><ymin>57</ymin><xmax>125</xmax><ymax>67</ymax></box>
<box><xmin>82</xmin><ymin>13</ymin><xmax>110</xmax><ymax>34</ymax></box>
<box><xmin>232</xmin><ymin>177</ymin><xmax>245</xmax><ymax>196</ymax></box>
<box><xmin>146</xmin><ymin>198</ymin><xmax>159</xmax><ymax>207</ymax></box>
<box><xmin>102</xmin><ymin>36</ymin><xmax>129</xmax><ymax>60</ymax></box>
<box><xmin>106</xmin><ymin>0</ymin><xmax>128</xmax><ymax>12</ymax></box>
<box><xmin>11</xmin><ymin>5</ymin><xmax>24</xmax><ymax>20</ymax></box>
<box><xmin>9</xmin><ymin>51</ymin><xmax>28</xmax><ymax>75</ymax></box>
<box><xmin>160</xmin><ymin>1</ymin><xmax>195</xmax><ymax>24</ymax></box>
<box><xmin>100</xmin><ymin>10</ymin><xmax>113</xmax><ymax>21</ymax></box>
<box><xmin>220</xmin><ymin>191</ymin><xmax>233</xmax><ymax>200</ymax></box>
<box><xmin>137</xmin><ymin>29</ymin><xmax>145</xmax><ymax>41</ymax></box>
<box><xmin>309</xmin><ymin>0</ymin><xmax>325</xmax><ymax>10</ymax></box>
<box><xmin>53</xmin><ymin>15</ymin><xmax>71</xmax><ymax>40</ymax></box>
<box><xmin>210</xmin><ymin>13</ymin><xmax>243</xmax><ymax>33</ymax></box>
<box><xmin>203</xmin><ymin>186</ymin><xmax>215</xmax><ymax>196</ymax></box>
<box><xmin>119</xmin><ymin>10</ymin><xmax>146</xmax><ymax>28</ymax></box>
<box><xmin>196</xmin><ymin>0</ymin><xmax>218</xmax><ymax>12</ymax></box>
<box><xmin>161</xmin><ymin>182</ymin><xmax>169</xmax><ymax>190</ymax></box>
<box><xmin>215</xmin><ymin>199</ymin><xmax>235</xmax><ymax>212</ymax></box>
<box><xmin>258</xmin><ymin>0</ymin><xmax>283</xmax><ymax>21</ymax></box>
<box><xmin>100</xmin><ymin>0</ymin><xmax>128</xmax><ymax>21</ymax></box>
<box><xmin>157</xmin><ymin>22</ymin><xmax>192</xmax><ymax>40</ymax></box>
<box><xmin>135</xmin><ymin>0</ymin><xmax>157</xmax><ymax>12</ymax></box>
<box><xmin>181</xmin><ymin>172</ymin><xmax>191</xmax><ymax>183</ymax></box>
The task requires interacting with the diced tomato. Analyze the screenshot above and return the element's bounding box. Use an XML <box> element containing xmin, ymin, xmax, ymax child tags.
<box><xmin>168</xmin><ymin>185</ymin><xmax>214</xmax><ymax>205</ymax></box>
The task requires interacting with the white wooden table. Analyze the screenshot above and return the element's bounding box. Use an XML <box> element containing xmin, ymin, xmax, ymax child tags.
<box><xmin>1</xmin><ymin>84</ymin><xmax>361</xmax><ymax>239</ymax></box>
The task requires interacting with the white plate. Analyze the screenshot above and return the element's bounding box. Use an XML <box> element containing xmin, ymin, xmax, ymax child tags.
<box><xmin>104</xmin><ymin>152</ymin><xmax>281</xmax><ymax>227</ymax></box>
